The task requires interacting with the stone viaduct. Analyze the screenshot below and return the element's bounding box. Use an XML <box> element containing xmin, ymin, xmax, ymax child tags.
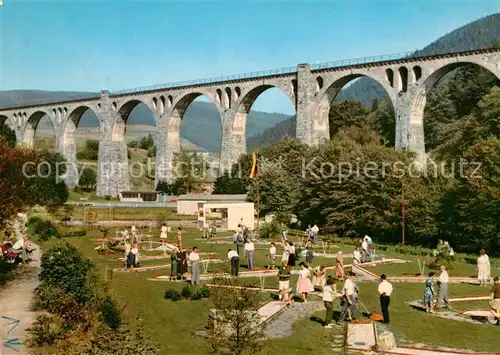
<box><xmin>1</xmin><ymin>48</ymin><xmax>500</xmax><ymax>197</ymax></box>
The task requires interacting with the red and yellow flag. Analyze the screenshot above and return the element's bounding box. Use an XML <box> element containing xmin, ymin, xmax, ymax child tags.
<box><xmin>249</xmin><ymin>152</ymin><xmax>258</xmax><ymax>179</ymax></box>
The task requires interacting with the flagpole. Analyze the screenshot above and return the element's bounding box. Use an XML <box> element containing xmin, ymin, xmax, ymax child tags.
<box><xmin>402</xmin><ymin>181</ymin><xmax>406</xmax><ymax>246</ymax></box>
<box><xmin>255</xmin><ymin>154</ymin><xmax>260</xmax><ymax>235</ymax></box>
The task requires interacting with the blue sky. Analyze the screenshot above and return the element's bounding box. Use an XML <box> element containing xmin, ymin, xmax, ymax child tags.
<box><xmin>1</xmin><ymin>0</ymin><xmax>499</xmax><ymax>114</ymax></box>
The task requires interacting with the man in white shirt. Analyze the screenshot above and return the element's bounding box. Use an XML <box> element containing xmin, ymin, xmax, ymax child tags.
<box><xmin>378</xmin><ymin>274</ymin><xmax>393</xmax><ymax>324</ymax></box>
<box><xmin>338</xmin><ymin>272</ymin><xmax>359</xmax><ymax>324</ymax></box>
<box><xmin>188</xmin><ymin>247</ymin><xmax>201</xmax><ymax>285</ymax></box>
<box><xmin>436</xmin><ymin>265</ymin><xmax>450</xmax><ymax>308</ymax></box>
<box><xmin>244</xmin><ymin>239</ymin><xmax>255</xmax><ymax>270</ymax></box>
<box><xmin>361</xmin><ymin>239</ymin><xmax>369</xmax><ymax>263</ymax></box>
<box><xmin>228</xmin><ymin>249</ymin><xmax>239</xmax><ymax>277</ymax></box>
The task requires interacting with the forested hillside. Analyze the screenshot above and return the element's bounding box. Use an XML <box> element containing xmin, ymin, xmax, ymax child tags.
<box><xmin>251</xmin><ymin>13</ymin><xmax>500</xmax><ymax>148</ymax></box>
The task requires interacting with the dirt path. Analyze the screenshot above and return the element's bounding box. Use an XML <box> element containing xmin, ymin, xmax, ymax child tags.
<box><xmin>0</xmin><ymin>246</ymin><xmax>41</xmax><ymax>355</ymax></box>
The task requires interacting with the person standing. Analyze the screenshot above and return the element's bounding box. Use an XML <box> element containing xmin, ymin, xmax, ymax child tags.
<box><xmin>287</xmin><ymin>241</ymin><xmax>296</xmax><ymax>267</ymax></box>
<box><xmin>176</xmin><ymin>227</ymin><xmax>183</xmax><ymax>251</ymax></box>
<box><xmin>278</xmin><ymin>261</ymin><xmax>291</xmax><ymax>301</ymax></box>
<box><xmin>177</xmin><ymin>249</ymin><xmax>188</xmax><ymax>279</ymax></box>
<box><xmin>312</xmin><ymin>265</ymin><xmax>326</xmax><ymax>290</ymax></box>
<box><xmin>305</xmin><ymin>241</ymin><xmax>314</xmax><ymax>265</ymax></box>
<box><xmin>378</xmin><ymin>274</ymin><xmax>393</xmax><ymax>324</ymax></box>
<box><xmin>436</xmin><ymin>265</ymin><xmax>450</xmax><ymax>308</ymax></box>
<box><xmin>244</xmin><ymin>239</ymin><xmax>255</xmax><ymax>270</ymax></box>
<box><xmin>170</xmin><ymin>252</ymin><xmax>179</xmax><ymax>280</ymax></box>
<box><xmin>338</xmin><ymin>272</ymin><xmax>360</xmax><ymax>324</ymax></box>
<box><xmin>124</xmin><ymin>241</ymin><xmax>131</xmax><ymax>268</ymax></box>
<box><xmin>336</xmin><ymin>251</ymin><xmax>345</xmax><ymax>280</ymax></box>
<box><xmin>353</xmin><ymin>248</ymin><xmax>361</xmax><ymax>265</ymax></box>
<box><xmin>296</xmin><ymin>262</ymin><xmax>312</xmax><ymax>303</ymax></box>
<box><xmin>234</xmin><ymin>226</ymin><xmax>245</xmax><ymax>260</ymax></box>
<box><xmin>189</xmin><ymin>247</ymin><xmax>201</xmax><ymax>285</ymax></box>
<box><xmin>364</xmin><ymin>235</ymin><xmax>373</xmax><ymax>256</ymax></box>
<box><xmin>490</xmin><ymin>276</ymin><xmax>500</xmax><ymax>325</ymax></box>
<box><xmin>311</xmin><ymin>224</ymin><xmax>319</xmax><ymax>244</ymax></box>
<box><xmin>361</xmin><ymin>238</ymin><xmax>369</xmax><ymax>263</ymax></box>
<box><xmin>424</xmin><ymin>272</ymin><xmax>436</xmax><ymax>313</ymax></box>
<box><xmin>268</xmin><ymin>242</ymin><xmax>276</xmax><ymax>269</ymax></box>
<box><xmin>281</xmin><ymin>224</ymin><xmax>288</xmax><ymax>243</ymax></box>
<box><xmin>323</xmin><ymin>277</ymin><xmax>337</xmax><ymax>328</ymax></box>
<box><xmin>477</xmin><ymin>249</ymin><xmax>491</xmax><ymax>287</ymax></box>
<box><xmin>160</xmin><ymin>223</ymin><xmax>168</xmax><ymax>243</ymax></box>
<box><xmin>228</xmin><ymin>249</ymin><xmax>239</xmax><ymax>277</ymax></box>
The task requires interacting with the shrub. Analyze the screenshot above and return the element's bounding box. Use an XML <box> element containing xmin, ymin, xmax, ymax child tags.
<box><xmin>27</xmin><ymin>314</ymin><xmax>67</xmax><ymax>347</ymax></box>
<box><xmin>164</xmin><ymin>289</ymin><xmax>181</xmax><ymax>301</ymax></box>
<box><xmin>181</xmin><ymin>285</ymin><xmax>193</xmax><ymax>298</ymax></box>
<box><xmin>200</xmin><ymin>286</ymin><xmax>210</xmax><ymax>298</ymax></box>
<box><xmin>190</xmin><ymin>287</ymin><xmax>203</xmax><ymax>300</ymax></box>
<box><xmin>39</xmin><ymin>244</ymin><xmax>93</xmax><ymax>304</ymax></box>
<box><xmin>33</xmin><ymin>220</ymin><xmax>61</xmax><ymax>241</ymax></box>
<box><xmin>259</xmin><ymin>220</ymin><xmax>280</xmax><ymax>239</ymax></box>
<box><xmin>99</xmin><ymin>296</ymin><xmax>122</xmax><ymax>330</ymax></box>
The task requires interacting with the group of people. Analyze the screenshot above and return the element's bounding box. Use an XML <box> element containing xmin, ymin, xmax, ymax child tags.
<box><xmin>160</xmin><ymin>223</ymin><xmax>184</xmax><ymax>250</ymax></box>
<box><xmin>1</xmin><ymin>233</ymin><xmax>35</xmax><ymax>264</ymax></box>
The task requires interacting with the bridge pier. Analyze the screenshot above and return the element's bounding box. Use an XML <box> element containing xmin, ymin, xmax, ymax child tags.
<box><xmin>96</xmin><ymin>92</ymin><xmax>130</xmax><ymax>197</ymax></box>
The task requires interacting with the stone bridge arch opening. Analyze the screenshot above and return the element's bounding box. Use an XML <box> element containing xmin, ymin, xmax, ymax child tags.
<box><xmin>25</xmin><ymin>111</ymin><xmax>56</xmax><ymax>152</ymax></box>
<box><xmin>0</xmin><ymin>115</ymin><xmax>16</xmax><ymax>147</ymax></box>
<box><xmin>62</xmin><ymin>106</ymin><xmax>101</xmax><ymax>189</ymax></box>
<box><xmin>316</xmin><ymin>74</ymin><xmax>396</xmax><ymax>146</ymax></box>
<box><xmin>234</xmin><ymin>86</ymin><xmax>296</xmax><ymax>153</ymax></box>
<box><xmin>171</xmin><ymin>93</ymin><xmax>223</xmax><ymax>190</ymax></box>
<box><xmin>115</xmin><ymin>100</ymin><xmax>157</xmax><ymax>191</ymax></box>
<box><xmin>411</xmin><ymin>62</ymin><xmax>500</xmax><ymax>153</ymax></box>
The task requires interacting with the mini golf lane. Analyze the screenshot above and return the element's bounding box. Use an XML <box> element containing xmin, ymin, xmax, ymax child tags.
<box><xmin>257</xmin><ymin>301</ymin><xmax>288</xmax><ymax>324</ymax></box>
<box><xmin>113</xmin><ymin>259</ymin><xmax>224</xmax><ymax>273</ymax></box>
<box><xmin>346</xmin><ymin>323</ymin><xmax>499</xmax><ymax>355</ymax></box>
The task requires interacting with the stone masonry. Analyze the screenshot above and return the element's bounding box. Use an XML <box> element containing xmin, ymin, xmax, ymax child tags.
<box><xmin>1</xmin><ymin>49</ymin><xmax>499</xmax><ymax>197</ymax></box>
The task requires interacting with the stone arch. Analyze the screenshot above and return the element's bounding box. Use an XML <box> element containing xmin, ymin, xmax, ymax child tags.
<box><xmin>232</xmin><ymin>84</ymin><xmax>296</xmax><ymax>152</ymax></box>
<box><xmin>314</xmin><ymin>73</ymin><xmax>396</xmax><ymax>142</ymax></box>
<box><xmin>409</xmin><ymin>60</ymin><xmax>500</xmax><ymax>164</ymax></box>
<box><xmin>224</xmin><ymin>87</ymin><xmax>232</xmax><ymax>110</ymax></box>
<box><xmin>60</xmin><ymin>105</ymin><xmax>100</xmax><ymax>187</ymax></box>
<box><xmin>413</xmin><ymin>66</ymin><xmax>422</xmax><ymax>83</ymax></box>
<box><xmin>386</xmin><ymin>69</ymin><xmax>394</xmax><ymax>87</ymax></box>
<box><xmin>113</xmin><ymin>99</ymin><xmax>156</xmax><ymax>141</ymax></box>
<box><xmin>61</xmin><ymin>106</ymin><xmax>99</xmax><ymax>147</ymax></box>
<box><xmin>23</xmin><ymin>110</ymin><xmax>54</xmax><ymax>147</ymax></box>
<box><xmin>170</xmin><ymin>91</ymin><xmax>223</xmax><ymax>129</ymax></box>
<box><xmin>398</xmin><ymin>67</ymin><xmax>409</xmax><ymax>92</ymax></box>
<box><xmin>316</xmin><ymin>76</ymin><xmax>324</xmax><ymax>93</ymax></box>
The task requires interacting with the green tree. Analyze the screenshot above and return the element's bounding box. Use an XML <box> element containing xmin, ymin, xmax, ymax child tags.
<box><xmin>0</xmin><ymin>125</ymin><xmax>16</xmax><ymax>147</ymax></box>
<box><xmin>328</xmin><ymin>100</ymin><xmax>368</xmax><ymax>138</ymax></box>
<box><xmin>79</xmin><ymin>168</ymin><xmax>97</xmax><ymax>190</ymax></box>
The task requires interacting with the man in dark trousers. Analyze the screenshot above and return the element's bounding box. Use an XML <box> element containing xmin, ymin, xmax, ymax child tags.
<box><xmin>377</xmin><ymin>274</ymin><xmax>393</xmax><ymax>324</ymax></box>
<box><xmin>228</xmin><ymin>249</ymin><xmax>239</xmax><ymax>277</ymax></box>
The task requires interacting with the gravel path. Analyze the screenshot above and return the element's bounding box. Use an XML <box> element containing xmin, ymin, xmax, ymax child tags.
<box><xmin>0</xmin><ymin>245</ymin><xmax>41</xmax><ymax>355</ymax></box>
<box><xmin>264</xmin><ymin>300</ymin><xmax>325</xmax><ymax>339</ymax></box>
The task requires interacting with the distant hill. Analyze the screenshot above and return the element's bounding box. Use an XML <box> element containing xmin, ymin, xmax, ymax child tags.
<box><xmin>252</xmin><ymin>13</ymin><xmax>500</xmax><ymax>147</ymax></box>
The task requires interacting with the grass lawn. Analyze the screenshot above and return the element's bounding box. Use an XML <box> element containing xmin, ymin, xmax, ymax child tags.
<box><xmin>40</xmin><ymin>227</ymin><xmax>500</xmax><ymax>354</ymax></box>
<box><xmin>68</xmin><ymin>206</ymin><xmax>197</xmax><ymax>221</ymax></box>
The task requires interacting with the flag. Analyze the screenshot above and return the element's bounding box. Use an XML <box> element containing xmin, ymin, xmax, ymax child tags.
<box><xmin>249</xmin><ymin>152</ymin><xmax>258</xmax><ymax>179</ymax></box>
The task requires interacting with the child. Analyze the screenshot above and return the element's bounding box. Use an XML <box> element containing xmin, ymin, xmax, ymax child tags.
<box><xmin>323</xmin><ymin>277</ymin><xmax>337</xmax><ymax>328</ymax></box>
<box><xmin>268</xmin><ymin>242</ymin><xmax>276</xmax><ymax>269</ymax></box>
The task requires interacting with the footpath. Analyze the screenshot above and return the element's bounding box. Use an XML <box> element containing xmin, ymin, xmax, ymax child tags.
<box><xmin>0</xmin><ymin>246</ymin><xmax>41</xmax><ymax>355</ymax></box>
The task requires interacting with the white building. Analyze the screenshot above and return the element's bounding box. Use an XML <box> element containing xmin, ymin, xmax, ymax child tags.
<box><xmin>176</xmin><ymin>194</ymin><xmax>247</xmax><ymax>215</ymax></box>
<box><xmin>198</xmin><ymin>201</ymin><xmax>255</xmax><ymax>231</ymax></box>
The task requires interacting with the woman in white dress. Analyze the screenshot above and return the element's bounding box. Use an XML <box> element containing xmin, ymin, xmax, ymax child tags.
<box><xmin>477</xmin><ymin>249</ymin><xmax>491</xmax><ymax>286</ymax></box>
<box><xmin>296</xmin><ymin>262</ymin><xmax>313</xmax><ymax>303</ymax></box>
<box><xmin>160</xmin><ymin>223</ymin><xmax>168</xmax><ymax>243</ymax></box>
